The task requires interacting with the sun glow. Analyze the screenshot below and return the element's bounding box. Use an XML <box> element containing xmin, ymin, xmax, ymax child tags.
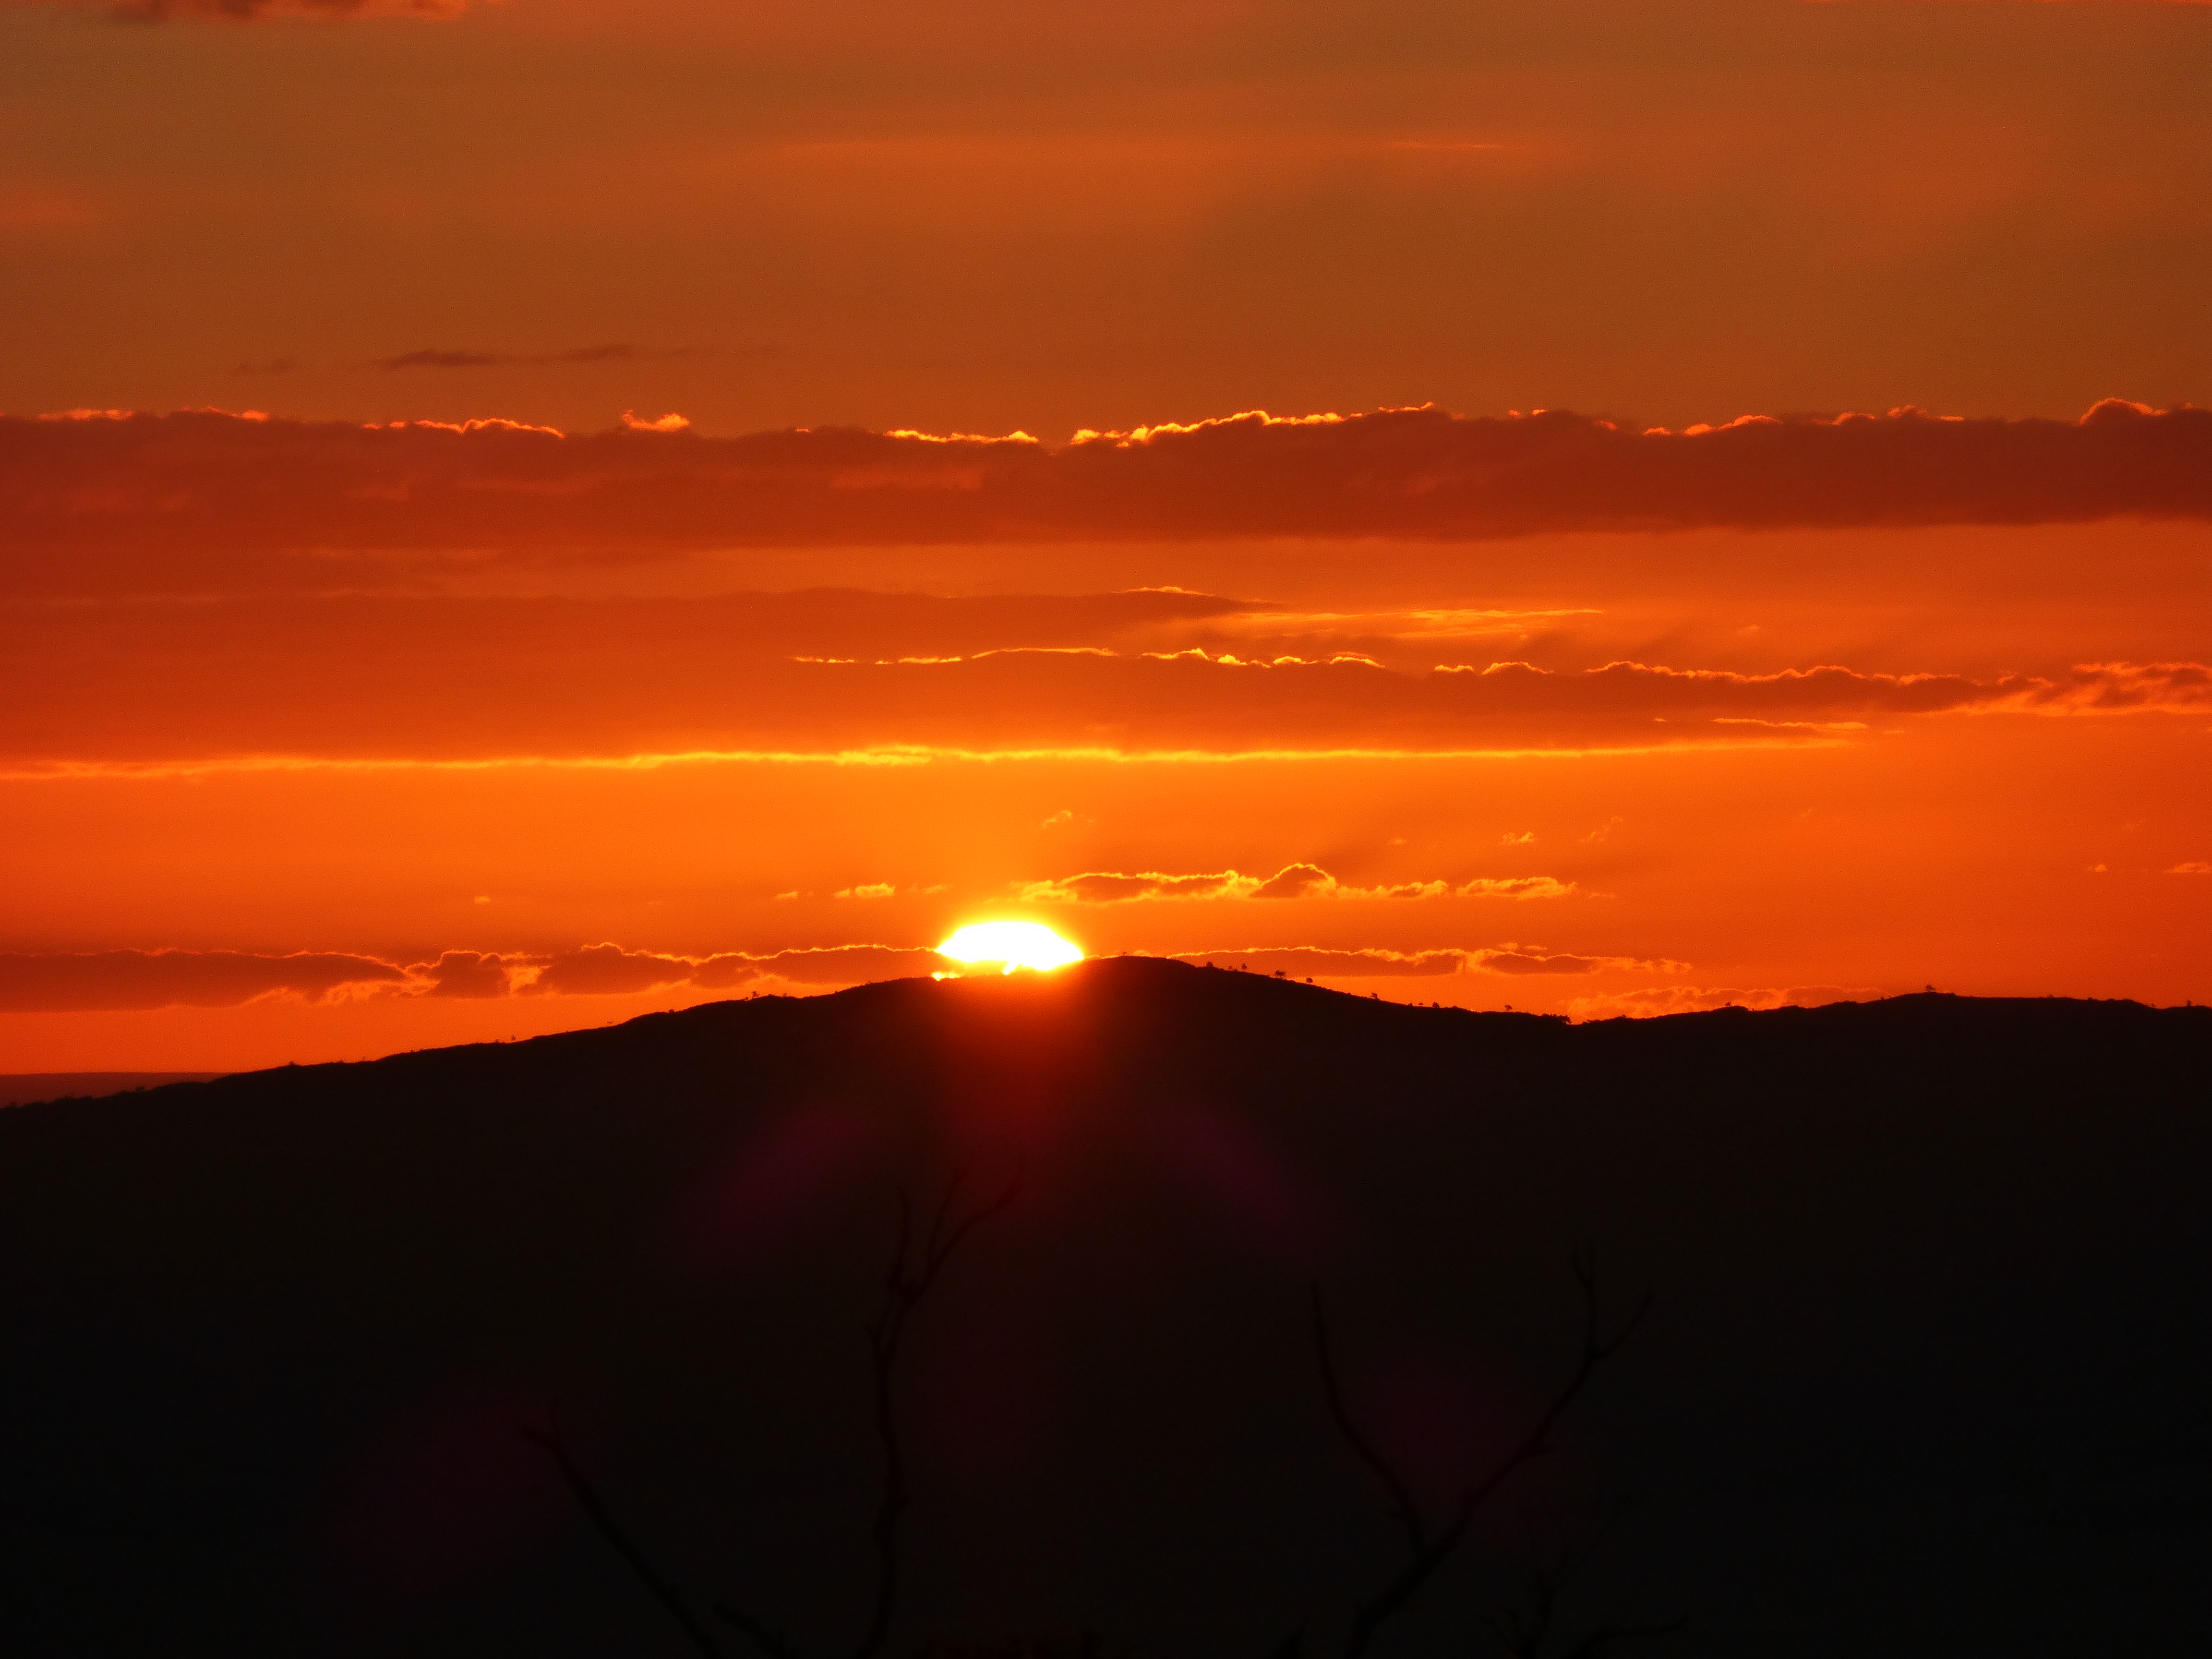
<box><xmin>936</xmin><ymin>922</ymin><xmax>1084</xmax><ymax>974</ymax></box>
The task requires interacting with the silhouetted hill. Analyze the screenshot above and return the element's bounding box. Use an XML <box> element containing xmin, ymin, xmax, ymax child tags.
<box><xmin>0</xmin><ymin>1070</ymin><xmax>227</xmax><ymax>1108</ymax></box>
<box><xmin>2</xmin><ymin>961</ymin><xmax>2208</xmax><ymax>1658</ymax></box>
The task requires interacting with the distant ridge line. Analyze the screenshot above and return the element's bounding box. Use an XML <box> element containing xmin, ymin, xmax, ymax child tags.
<box><xmin>0</xmin><ymin>1071</ymin><xmax>228</xmax><ymax>1109</ymax></box>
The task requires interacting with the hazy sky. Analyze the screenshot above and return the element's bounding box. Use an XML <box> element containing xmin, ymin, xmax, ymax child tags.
<box><xmin>2</xmin><ymin>0</ymin><xmax>2208</xmax><ymax>1068</ymax></box>
<box><xmin>7</xmin><ymin>0</ymin><xmax>2211</xmax><ymax>435</ymax></box>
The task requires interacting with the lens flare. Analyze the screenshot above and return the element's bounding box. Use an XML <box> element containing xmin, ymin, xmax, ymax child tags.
<box><xmin>936</xmin><ymin>922</ymin><xmax>1084</xmax><ymax>974</ymax></box>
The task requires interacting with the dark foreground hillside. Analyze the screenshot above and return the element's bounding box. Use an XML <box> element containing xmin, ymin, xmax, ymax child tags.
<box><xmin>2</xmin><ymin>962</ymin><xmax>2208</xmax><ymax>1658</ymax></box>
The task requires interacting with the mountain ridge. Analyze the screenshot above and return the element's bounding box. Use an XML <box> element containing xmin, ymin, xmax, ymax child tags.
<box><xmin>2</xmin><ymin>960</ymin><xmax>2207</xmax><ymax>1657</ymax></box>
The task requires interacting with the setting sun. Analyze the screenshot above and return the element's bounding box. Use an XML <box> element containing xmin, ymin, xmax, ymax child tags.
<box><xmin>936</xmin><ymin>922</ymin><xmax>1085</xmax><ymax>974</ymax></box>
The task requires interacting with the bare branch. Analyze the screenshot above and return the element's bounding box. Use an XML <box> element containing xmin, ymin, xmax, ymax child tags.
<box><xmin>533</xmin><ymin>1172</ymin><xmax>1019</xmax><ymax>1659</ymax></box>
<box><xmin>1552</xmin><ymin>1614</ymin><xmax>1688</xmax><ymax>1659</ymax></box>
<box><xmin>1310</xmin><ymin>1284</ymin><xmax>1428</xmax><ymax>1557</ymax></box>
<box><xmin>713</xmin><ymin>1600</ymin><xmax>803</xmax><ymax>1659</ymax></box>
<box><xmin>1330</xmin><ymin>1252</ymin><xmax>1651</xmax><ymax>1659</ymax></box>
<box><xmin>522</xmin><ymin>1412</ymin><xmax>725</xmax><ymax>1659</ymax></box>
<box><xmin>851</xmin><ymin>1166</ymin><xmax>1025</xmax><ymax>1659</ymax></box>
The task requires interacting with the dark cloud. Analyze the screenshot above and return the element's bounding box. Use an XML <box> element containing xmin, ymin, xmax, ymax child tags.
<box><xmin>374</xmin><ymin>349</ymin><xmax>504</xmax><ymax>371</ymax></box>
<box><xmin>104</xmin><ymin>0</ymin><xmax>465</xmax><ymax>19</ymax></box>
<box><xmin>523</xmin><ymin>944</ymin><xmax>704</xmax><ymax>998</ymax></box>
<box><xmin>409</xmin><ymin>950</ymin><xmax>514</xmax><ymax>999</ymax></box>
<box><xmin>7</xmin><ymin>403</ymin><xmax>2207</xmax><ymax>583</ymax></box>
<box><xmin>0</xmin><ymin>941</ymin><xmax>963</xmax><ymax>1012</ymax></box>
<box><xmin>0</xmin><ymin>938</ymin><xmax>1684</xmax><ymax>1012</ymax></box>
<box><xmin>1162</xmin><ymin>944</ymin><xmax>1668</xmax><ymax>980</ymax></box>
<box><xmin>0</xmin><ymin>949</ymin><xmax>406</xmax><ymax>1012</ymax></box>
<box><xmin>370</xmin><ymin>344</ymin><xmax>704</xmax><ymax>372</ymax></box>
<box><xmin>1169</xmin><ymin>948</ymin><xmax>1470</xmax><ymax>979</ymax></box>
<box><xmin>516</xmin><ymin>943</ymin><xmax>941</xmax><ymax>995</ymax></box>
<box><xmin>1567</xmin><ymin>984</ymin><xmax>1877</xmax><ymax>1020</ymax></box>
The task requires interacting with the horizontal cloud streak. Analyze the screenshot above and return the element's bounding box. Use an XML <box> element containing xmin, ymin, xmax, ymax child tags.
<box><xmin>1166</xmin><ymin>945</ymin><xmax>1679</xmax><ymax>979</ymax></box>
<box><xmin>370</xmin><ymin>344</ymin><xmax>703</xmax><ymax>372</ymax></box>
<box><xmin>0</xmin><ymin>944</ymin><xmax>962</xmax><ymax>1012</ymax></box>
<box><xmin>1567</xmin><ymin>984</ymin><xmax>1882</xmax><ymax>1020</ymax></box>
<box><xmin>0</xmin><ymin>940</ymin><xmax>1689</xmax><ymax>1011</ymax></box>
<box><xmin>6</xmin><ymin>403</ymin><xmax>2209</xmax><ymax>590</ymax></box>
<box><xmin>1019</xmin><ymin>865</ymin><xmax>1572</xmax><ymax>902</ymax></box>
<box><xmin>0</xmin><ymin>950</ymin><xmax>407</xmax><ymax>1012</ymax></box>
<box><xmin>93</xmin><ymin>0</ymin><xmax>467</xmax><ymax>19</ymax></box>
<box><xmin>9</xmin><ymin>613</ymin><xmax>2201</xmax><ymax>766</ymax></box>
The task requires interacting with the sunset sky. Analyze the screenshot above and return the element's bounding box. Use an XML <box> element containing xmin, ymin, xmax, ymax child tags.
<box><xmin>3</xmin><ymin>0</ymin><xmax>2208</xmax><ymax>1071</ymax></box>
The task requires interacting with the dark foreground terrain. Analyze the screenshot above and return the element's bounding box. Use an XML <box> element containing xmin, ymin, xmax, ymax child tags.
<box><xmin>3</xmin><ymin>962</ymin><xmax>2209</xmax><ymax>1658</ymax></box>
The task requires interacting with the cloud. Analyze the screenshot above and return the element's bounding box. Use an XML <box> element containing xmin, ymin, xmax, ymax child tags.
<box><xmin>1165</xmin><ymin>944</ymin><xmax>1672</xmax><ymax>979</ymax></box>
<box><xmin>0</xmin><ymin>937</ymin><xmax>1694</xmax><ymax>1012</ymax></box>
<box><xmin>95</xmin><ymin>0</ymin><xmax>468</xmax><ymax>18</ymax></box>
<box><xmin>372</xmin><ymin>344</ymin><xmax>701</xmax><ymax>372</ymax></box>
<box><xmin>519</xmin><ymin>942</ymin><xmax>944</xmax><ymax>993</ymax></box>
<box><xmin>2168</xmin><ymin>861</ymin><xmax>2212</xmax><ymax>876</ymax></box>
<box><xmin>1021</xmin><ymin>870</ymin><xmax>1244</xmax><ymax>902</ymax></box>
<box><xmin>1467</xmin><ymin>945</ymin><xmax>1674</xmax><ymax>975</ymax></box>
<box><xmin>1455</xmin><ymin>877</ymin><xmax>1575</xmax><ymax>900</ymax></box>
<box><xmin>1566</xmin><ymin>984</ymin><xmax>1881</xmax><ymax>1020</ymax></box>
<box><xmin>12</xmin><ymin>625</ymin><xmax>2204</xmax><ymax>769</ymax></box>
<box><xmin>2012</xmin><ymin>661</ymin><xmax>2212</xmax><ymax>713</ymax></box>
<box><xmin>0</xmin><ymin>940</ymin><xmax>965</xmax><ymax>1011</ymax></box>
<box><xmin>409</xmin><ymin>950</ymin><xmax>514</xmax><ymax>998</ymax></box>
<box><xmin>7</xmin><ymin>402</ymin><xmax>2208</xmax><ymax>579</ymax></box>
<box><xmin>0</xmin><ymin>949</ymin><xmax>407</xmax><ymax>1012</ymax></box>
<box><xmin>1171</xmin><ymin>948</ymin><xmax>1470</xmax><ymax>979</ymax></box>
<box><xmin>516</xmin><ymin>944</ymin><xmax>700</xmax><ymax>998</ymax></box>
<box><xmin>1250</xmin><ymin>863</ymin><xmax>1333</xmax><ymax>900</ymax></box>
<box><xmin>1018</xmin><ymin>865</ymin><xmax>1574</xmax><ymax>903</ymax></box>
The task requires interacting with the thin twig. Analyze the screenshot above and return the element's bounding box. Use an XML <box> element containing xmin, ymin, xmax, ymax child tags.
<box><xmin>713</xmin><ymin>1600</ymin><xmax>802</xmax><ymax>1659</ymax></box>
<box><xmin>1310</xmin><ymin>1285</ymin><xmax>1428</xmax><ymax>1558</ymax></box>
<box><xmin>1325</xmin><ymin>1250</ymin><xmax>1651</xmax><ymax>1659</ymax></box>
<box><xmin>522</xmin><ymin>1412</ymin><xmax>725</xmax><ymax>1659</ymax></box>
<box><xmin>851</xmin><ymin>1167</ymin><xmax>1024</xmax><ymax>1659</ymax></box>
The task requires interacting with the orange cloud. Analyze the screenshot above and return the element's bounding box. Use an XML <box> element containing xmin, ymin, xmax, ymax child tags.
<box><xmin>0</xmin><ymin>949</ymin><xmax>407</xmax><ymax>1012</ymax></box>
<box><xmin>16</xmin><ymin>588</ymin><xmax>2204</xmax><ymax>769</ymax></box>
<box><xmin>0</xmin><ymin>941</ymin><xmax>967</xmax><ymax>1012</ymax></box>
<box><xmin>0</xmin><ymin>935</ymin><xmax>1693</xmax><ymax>1013</ymax></box>
<box><xmin>521</xmin><ymin>944</ymin><xmax>702</xmax><ymax>998</ymax></box>
<box><xmin>1020</xmin><ymin>870</ymin><xmax>1245</xmax><ymax>902</ymax></box>
<box><xmin>1566</xmin><ymin>984</ymin><xmax>1883</xmax><ymax>1020</ymax></box>
<box><xmin>1018</xmin><ymin>865</ymin><xmax>1573</xmax><ymax>903</ymax></box>
<box><xmin>8</xmin><ymin>403</ymin><xmax>2209</xmax><ymax>594</ymax></box>
<box><xmin>1166</xmin><ymin>945</ymin><xmax>1675</xmax><ymax>979</ymax></box>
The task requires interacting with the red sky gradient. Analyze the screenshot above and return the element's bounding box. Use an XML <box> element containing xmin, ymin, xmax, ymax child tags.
<box><xmin>2</xmin><ymin>0</ymin><xmax>2208</xmax><ymax>1069</ymax></box>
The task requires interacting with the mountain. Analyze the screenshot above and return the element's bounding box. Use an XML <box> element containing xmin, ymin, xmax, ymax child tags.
<box><xmin>0</xmin><ymin>1071</ymin><xmax>227</xmax><ymax>1108</ymax></box>
<box><xmin>2</xmin><ymin>960</ymin><xmax>2208</xmax><ymax>1658</ymax></box>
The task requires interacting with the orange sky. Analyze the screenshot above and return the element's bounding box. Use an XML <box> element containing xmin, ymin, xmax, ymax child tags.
<box><xmin>2</xmin><ymin>0</ymin><xmax>2209</xmax><ymax>1070</ymax></box>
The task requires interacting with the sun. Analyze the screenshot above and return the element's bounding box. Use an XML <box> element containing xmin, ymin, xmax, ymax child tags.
<box><xmin>936</xmin><ymin>921</ymin><xmax>1084</xmax><ymax>974</ymax></box>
